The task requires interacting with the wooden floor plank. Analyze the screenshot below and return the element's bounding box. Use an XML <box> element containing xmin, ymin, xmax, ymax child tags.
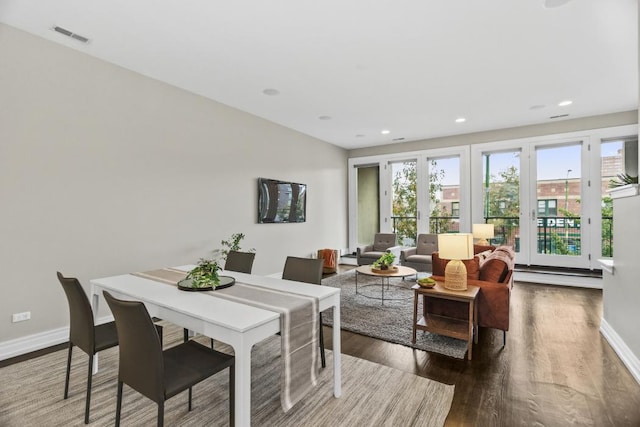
<box><xmin>323</xmin><ymin>266</ymin><xmax>640</xmax><ymax>427</ymax></box>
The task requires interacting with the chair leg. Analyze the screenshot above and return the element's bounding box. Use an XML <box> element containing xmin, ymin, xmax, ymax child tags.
<box><xmin>183</xmin><ymin>328</ymin><xmax>189</xmax><ymax>343</ymax></box>
<box><xmin>188</xmin><ymin>387</ymin><xmax>192</xmax><ymax>411</ymax></box>
<box><xmin>155</xmin><ymin>324</ymin><xmax>163</xmax><ymax>347</ymax></box>
<box><xmin>158</xmin><ymin>400</ymin><xmax>164</xmax><ymax>427</ymax></box>
<box><xmin>229</xmin><ymin>365</ymin><xmax>235</xmax><ymax>427</ymax></box>
<box><xmin>211</xmin><ymin>338</ymin><xmax>215</xmax><ymax>349</ymax></box>
<box><xmin>319</xmin><ymin>313</ymin><xmax>326</xmax><ymax>368</ymax></box>
<box><xmin>84</xmin><ymin>353</ymin><xmax>94</xmax><ymax>424</ymax></box>
<box><xmin>64</xmin><ymin>343</ymin><xmax>73</xmax><ymax>399</ymax></box>
<box><xmin>115</xmin><ymin>381</ymin><xmax>123</xmax><ymax>427</ymax></box>
<box><xmin>503</xmin><ymin>330</ymin><xmax>506</xmax><ymax>347</ymax></box>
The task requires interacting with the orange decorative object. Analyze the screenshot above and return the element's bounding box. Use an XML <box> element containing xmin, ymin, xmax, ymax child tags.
<box><xmin>317</xmin><ymin>249</ymin><xmax>338</xmax><ymax>274</ymax></box>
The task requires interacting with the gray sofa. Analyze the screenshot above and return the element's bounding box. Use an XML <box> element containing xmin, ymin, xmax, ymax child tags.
<box><xmin>400</xmin><ymin>233</ymin><xmax>438</xmax><ymax>272</ymax></box>
<box><xmin>356</xmin><ymin>233</ymin><xmax>402</xmax><ymax>266</ymax></box>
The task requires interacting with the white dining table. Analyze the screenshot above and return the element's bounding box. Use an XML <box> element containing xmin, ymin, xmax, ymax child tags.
<box><xmin>90</xmin><ymin>265</ymin><xmax>341</xmax><ymax>427</ymax></box>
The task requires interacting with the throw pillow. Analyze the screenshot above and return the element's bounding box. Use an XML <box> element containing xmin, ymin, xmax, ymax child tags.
<box><xmin>479</xmin><ymin>258</ymin><xmax>509</xmax><ymax>282</ymax></box>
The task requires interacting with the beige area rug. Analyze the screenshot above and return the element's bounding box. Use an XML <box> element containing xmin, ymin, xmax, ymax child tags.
<box><xmin>0</xmin><ymin>325</ymin><xmax>454</xmax><ymax>426</ymax></box>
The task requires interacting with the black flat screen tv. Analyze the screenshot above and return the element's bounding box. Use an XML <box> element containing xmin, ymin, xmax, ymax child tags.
<box><xmin>257</xmin><ymin>178</ymin><xmax>307</xmax><ymax>223</ymax></box>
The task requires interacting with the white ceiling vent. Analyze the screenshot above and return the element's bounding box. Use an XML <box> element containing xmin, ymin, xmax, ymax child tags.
<box><xmin>52</xmin><ymin>26</ymin><xmax>90</xmax><ymax>44</ymax></box>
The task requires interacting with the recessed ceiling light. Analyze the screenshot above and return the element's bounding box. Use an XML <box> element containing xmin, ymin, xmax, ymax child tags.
<box><xmin>550</xmin><ymin>114</ymin><xmax>570</xmax><ymax>119</ymax></box>
<box><xmin>455</xmin><ymin>118</ymin><xmax>466</xmax><ymax>123</ymax></box>
<box><xmin>318</xmin><ymin>115</ymin><xmax>332</xmax><ymax>120</ymax></box>
<box><xmin>262</xmin><ymin>88</ymin><xmax>280</xmax><ymax>96</ymax></box>
<box><xmin>392</xmin><ymin>137</ymin><xmax>405</xmax><ymax>142</ymax></box>
<box><xmin>529</xmin><ymin>104</ymin><xmax>546</xmax><ymax>110</ymax></box>
<box><xmin>381</xmin><ymin>130</ymin><xmax>390</xmax><ymax>135</ymax></box>
<box><xmin>355</xmin><ymin>134</ymin><xmax>365</xmax><ymax>138</ymax></box>
<box><xmin>558</xmin><ymin>100</ymin><xmax>573</xmax><ymax>107</ymax></box>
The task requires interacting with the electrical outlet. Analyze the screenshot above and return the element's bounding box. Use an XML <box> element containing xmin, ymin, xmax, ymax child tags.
<box><xmin>12</xmin><ymin>312</ymin><xmax>30</xmax><ymax>323</ymax></box>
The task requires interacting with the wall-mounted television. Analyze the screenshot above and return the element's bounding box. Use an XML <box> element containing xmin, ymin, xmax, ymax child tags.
<box><xmin>257</xmin><ymin>178</ymin><xmax>307</xmax><ymax>223</ymax></box>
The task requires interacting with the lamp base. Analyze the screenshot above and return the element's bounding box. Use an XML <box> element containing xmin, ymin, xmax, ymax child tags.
<box><xmin>444</xmin><ymin>259</ymin><xmax>468</xmax><ymax>291</ymax></box>
<box><xmin>475</xmin><ymin>238</ymin><xmax>490</xmax><ymax>246</ymax></box>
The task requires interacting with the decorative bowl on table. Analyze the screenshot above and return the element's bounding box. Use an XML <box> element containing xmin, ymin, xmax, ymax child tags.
<box><xmin>371</xmin><ymin>265</ymin><xmax>399</xmax><ymax>274</ymax></box>
<box><xmin>417</xmin><ymin>277</ymin><xmax>437</xmax><ymax>288</ymax></box>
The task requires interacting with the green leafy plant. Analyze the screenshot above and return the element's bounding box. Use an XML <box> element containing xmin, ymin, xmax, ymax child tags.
<box><xmin>218</xmin><ymin>233</ymin><xmax>255</xmax><ymax>260</ymax></box>
<box><xmin>373</xmin><ymin>252</ymin><xmax>396</xmax><ymax>270</ymax></box>
<box><xmin>609</xmin><ymin>173</ymin><xmax>638</xmax><ymax>188</ymax></box>
<box><xmin>186</xmin><ymin>258</ymin><xmax>220</xmax><ymax>288</ymax></box>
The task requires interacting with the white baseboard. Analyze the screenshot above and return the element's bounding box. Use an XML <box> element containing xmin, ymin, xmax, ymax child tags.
<box><xmin>0</xmin><ymin>315</ymin><xmax>113</xmax><ymax>361</ymax></box>
<box><xmin>600</xmin><ymin>319</ymin><xmax>640</xmax><ymax>385</ymax></box>
<box><xmin>514</xmin><ymin>272</ymin><xmax>602</xmax><ymax>289</ymax></box>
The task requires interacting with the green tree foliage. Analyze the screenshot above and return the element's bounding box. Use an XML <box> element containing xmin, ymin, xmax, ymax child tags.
<box><xmin>391</xmin><ymin>161</ymin><xmax>451</xmax><ymax>243</ymax></box>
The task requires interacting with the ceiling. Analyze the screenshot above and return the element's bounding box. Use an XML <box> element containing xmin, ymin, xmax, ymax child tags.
<box><xmin>0</xmin><ymin>0</ymin><xmax>637</xmax><ymax>149</ymax></box>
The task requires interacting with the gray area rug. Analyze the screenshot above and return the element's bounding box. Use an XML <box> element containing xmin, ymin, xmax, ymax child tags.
<box><xmin>322</xmin><ymin>270</ymin><xmax>469</xmax><ymax>359</ymax></box>
<box><xmin>0</xmin><ymin>325</ymin><xmax>454</xmax><ymax>426</ymax></box>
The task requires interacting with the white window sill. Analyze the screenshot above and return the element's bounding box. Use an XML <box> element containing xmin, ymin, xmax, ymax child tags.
<box><xmin>608</xmin><ymin>184</ymin><xmax>639</xmax><ymax>199</ymax></box>
<box><xmin>598</xmin><ymin>258</ymin><xmax>614</xmax><ymax>275</ymax></box>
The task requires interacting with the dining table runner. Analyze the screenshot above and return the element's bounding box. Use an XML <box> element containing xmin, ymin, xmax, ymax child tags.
<box><xmin>132</xmin><ymin>268</ymin><xmax>320</xmax><ymax>412</ymax></box>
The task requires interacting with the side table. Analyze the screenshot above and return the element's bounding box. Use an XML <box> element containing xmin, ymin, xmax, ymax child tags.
<box><xmin>411</xmin><ymin>282</ymin><xmax>479</xmax><ymax>360</ymax></box>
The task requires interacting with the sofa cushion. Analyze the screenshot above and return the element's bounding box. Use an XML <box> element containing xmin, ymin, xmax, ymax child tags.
<box><xmin>406</xmin><ymin>254</ymin><xmax>433</xmax><ymax>263</ymax></box>
<box><xmin>464</xmin><ymin>257</ymin><xmax>481</xmax><ymax>279</ymax></box>
<box><xmin>373</xmin><ymin>233</ymin><xmax>397</xmax><ymax>251</ymax></box>
<box><xmin>416</xmin><ymin>234</ymin><xmax>438</xmax><ymax>255</ymax></box>
<box><xmin>479</xmin><ymin>258</ymin><xmax>509</xmax><ymax>282</ymax></box>
<box><xmin>432</xmin><ymin>252</ymin><xmax>479</xmax><ymax>278</ymax></box>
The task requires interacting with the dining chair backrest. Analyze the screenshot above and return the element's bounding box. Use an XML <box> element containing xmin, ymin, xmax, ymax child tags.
<box><xmin>224</xmin><ymin>251</ymin><xmax>256</xmax><ymax>274</ymax></box>
<box><xmin>103</xmin><ymin>291</ymin><xmax>164</xmax><ymax>403</ymax></box>
<box><xmin>57</xmin><ymin>272</ymin><xmax>96</xmax><ymax>355</ymax></box>
<box><xmin>282</xmin><ymin>256</ymin><xmax>323</xmax><ymax>285</ymax></box>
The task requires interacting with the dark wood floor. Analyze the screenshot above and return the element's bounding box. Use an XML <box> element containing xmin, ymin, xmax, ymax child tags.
<box><xmin>323</xmin><ymin>265</ymin><xmax>640</xmax><ymax>427</ymax></box>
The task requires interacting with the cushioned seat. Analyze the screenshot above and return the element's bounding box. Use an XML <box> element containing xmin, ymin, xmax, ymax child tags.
<box><xmin>400</xmin><ymin>234</ymin><xmax>438</xmax><ymax>272</ymax></box>
<box><xmin>356</xmin><ymin>233</ymin><xmax>401</xmax><ymax>266</ymax></box>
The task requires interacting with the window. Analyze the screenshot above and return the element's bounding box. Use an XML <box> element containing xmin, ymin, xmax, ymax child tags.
<box><xmin>537</xmin><ymin>199</ymin><xmax>557</xmax><ymax>216</ymax></box>
<box><xmin>451</xmin><ymin>202</ymin><xmax>460</xmax><ymax>217</ymax></box>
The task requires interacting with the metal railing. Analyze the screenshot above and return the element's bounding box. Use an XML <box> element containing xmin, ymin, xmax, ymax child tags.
<box><xmin>390</xmin><ymin>214</ymin><xmax>613</xmax><ymax>256</ymax></box>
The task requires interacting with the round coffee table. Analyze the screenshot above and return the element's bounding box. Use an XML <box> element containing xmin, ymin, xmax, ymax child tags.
<box><xmin>355</xmin><ymin>265</ymin><xmax>418</xmax><ymax>305</ymax></box>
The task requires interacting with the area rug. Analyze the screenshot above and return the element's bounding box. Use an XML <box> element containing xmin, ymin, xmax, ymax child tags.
<box><xmin>322</xmin><ymin>270</ymin><xmax>469</xmax><ymax>359</ymax></box>
<box><xmin>0</xmin><ymin>325</ymin><xmax>455</xmax><ymax>427</ymax></box>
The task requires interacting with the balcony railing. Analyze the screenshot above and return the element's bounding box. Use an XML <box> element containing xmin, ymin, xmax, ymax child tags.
<box><xmin>391</xmin><ymin>215</ymin><xmax>613</xmax><ymax>256</ymax></box>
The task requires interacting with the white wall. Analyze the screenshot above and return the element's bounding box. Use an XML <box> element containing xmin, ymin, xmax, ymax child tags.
<box><xmin>0</xmin><ymin>24</ymin><xmax>348</xmax><ymax>345</ymax></box>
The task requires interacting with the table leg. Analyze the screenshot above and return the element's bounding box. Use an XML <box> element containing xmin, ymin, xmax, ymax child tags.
<box><xmin>332</xmin><ymin>301</ymin><xmax>342</xmax><ymax>397</ymax></box>
<box><xmin>232</xmin><ymin>342</ymin><xmax>253</xmax><ymax>427</ymax></box>
<box><xmin>355</xmin><ymin>271</ymin><xmax>358</xmax><ymax>295</ymax></box>
<box><xmin>412</xmin><ymin>289</ymin><xmax>418</xmax><ymax>344</ymax></box>
<box><xmin>473</xmin><ymin>299</ymin><xmax>478</xmax><ymax>344</ymax></box>
<box><xmin>467</xmin><ymin>300</ymin><xmax>474</xmax><ymax>360</ymax></box>
<box><xmin>381</xmin><ymin>277</ymin><xmax>385</xmax><ymax>305</ymax></box>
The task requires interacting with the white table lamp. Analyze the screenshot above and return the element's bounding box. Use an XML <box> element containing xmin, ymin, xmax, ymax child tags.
<box><xmin>472</xmin><ymin>223</ymin><xmax>495</xmax><ymax>246</ymax></box>
<box><xmin>438</xmin><ymin>233</ymin><xmax>474</xmax><ymax>291</ymax></box>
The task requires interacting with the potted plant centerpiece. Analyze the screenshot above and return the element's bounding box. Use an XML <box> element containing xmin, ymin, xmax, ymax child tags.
<box><xmin>180</xmin><ymin>233</ymin><xmax>253</xmax><ymax>291</ymax></box>
<box><xmin>180</xmin><ymin>258</ymin><xmax>221</xmax><ymax>291</ymax></box>
<box><xmin>372</xmin><ymin>252</ymin><xmax>396</xmax><ymax>272</ymax></box>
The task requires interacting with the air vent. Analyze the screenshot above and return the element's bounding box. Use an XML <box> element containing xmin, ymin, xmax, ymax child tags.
<box><xmin>549</xmin><ymin>114</ymin><xmax>569</xmax><ymax>119</ymax></box>
<box><xmin>52</xmin><ymin>26</ymin><xmax>90</xmax><ymax>44</ymax></box>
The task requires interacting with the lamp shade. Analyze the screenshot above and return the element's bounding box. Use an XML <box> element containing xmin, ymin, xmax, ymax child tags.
<box><xmin>438</xmin><ymin>233</ymin><xmax>474</xmax><ymax>260</ymax></box>
<box><xmin>473</xmin><ymin>223</ymin><xmax>495</xmax><ymax>241</ymax></box>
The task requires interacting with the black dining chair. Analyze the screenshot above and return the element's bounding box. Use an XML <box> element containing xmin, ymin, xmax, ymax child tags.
<box><xmin>57</xmin><ymin>272</ymin><xmax>164</xmax><ymax>424</ymax></box>
<box><xmin>281</xmin><ymin>256</ymin><xmax>326</xmax><ymax>368</ymax></box>
<box><xmin>56</xmin><ymin>271</ymin><xmax>120</xmax><ymax>424</ymax></box>
<box><xmin>224</xmin><ymin>250</ymin><xmax>256</xmax><ymax>274</ymax></box>
<box><xmin>103</xmin><ymin>291</ymin><xmax>235</xmax><ymax>427</ymax></box>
